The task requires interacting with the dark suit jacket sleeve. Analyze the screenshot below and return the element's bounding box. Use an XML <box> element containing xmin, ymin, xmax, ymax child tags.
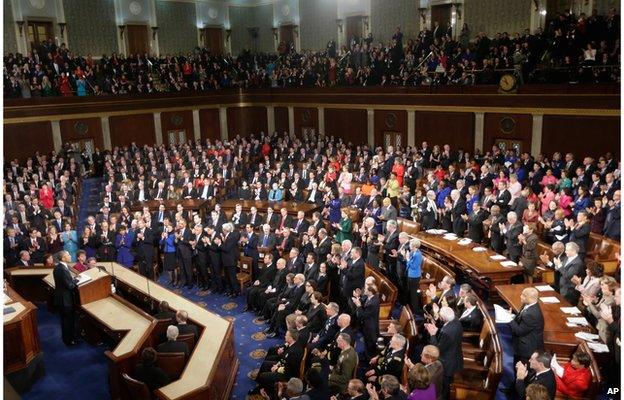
<box><xmin>509</xmin><ymin>306</ymin><xmax>541</xmax><ymax>337</ymax></box>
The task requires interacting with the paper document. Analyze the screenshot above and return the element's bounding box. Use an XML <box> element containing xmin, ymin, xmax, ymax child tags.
<box><xmin>494</xmin><ymin>304</ymin><xmax>514</xmax><ymax>323</ymax></box>
<box><xmin>458</xmin><ymin>239</ymin><xmax>472</xmax><ymax>246</ymax></box>
<box><xmin>76</xmin><ymin>273</ymin><xmax>93</xmax><ymax>286</ymax></box>
<box><xmin>560</xmin><ymin>306</ymin><xmax>582</xmax><ymax>315</ymax></box>
<box><xmin>472</xmin><ymin>247</ymin><xmax>487</xmax><ymax>252</ymax></box>
<box><xmin>534</xmin><ymin>285</ymin><xmax>554</xmax><ymax>292</ymax></box>
<box><xmin>500</xmin><ymin>261</ymin><xmax>518</xmax><ymax>267</ymax></box>
<box><xmin>426</xmin><ymin>229</ymin><xmax>447</xmax><ymax>235</ymax></box>
<box><xmin>551</xmin><ymin>355</ymin><xmax>564</xmax><ymax>377</ymax></box>
<box><xmin>490</xmin><ymin>255</ymin><xmax>506</xmax><ymax>260</ymax></box>
<box><xmin>540</xmin><ymin>297</ymin><xmax>560</xmax><ymax>304</ymax></box>
<box><xmin>567</xmin><ymin>317</ymin><xmax>589</xmax><ymax>326</ymax></box>
<box><xmin>587</xmin><ymin>342</ymin><xmax>609</xmax><ymax>353</ymax></box>
<box><xmin>575</xmin><ymin>332</ymin><xmax>600</xmax><ymax>341</ymax></box>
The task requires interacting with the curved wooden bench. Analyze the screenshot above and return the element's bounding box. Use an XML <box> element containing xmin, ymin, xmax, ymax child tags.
<box><xmin>365</xmin><ymin>263</ymin><xmax>398</xmax><ymax>320</ymax></box>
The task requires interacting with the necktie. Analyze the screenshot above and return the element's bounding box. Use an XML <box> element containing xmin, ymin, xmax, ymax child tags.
<box><xmin>262</xmin><ymin>235</ymin><xmax>268</xmax><ymax>247</ymax></box>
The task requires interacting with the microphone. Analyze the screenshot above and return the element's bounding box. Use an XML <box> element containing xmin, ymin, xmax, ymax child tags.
<box><xmin>145</xmin><ymin>273</ymin><xmax>153</xmax><ymax>313</ymax></box>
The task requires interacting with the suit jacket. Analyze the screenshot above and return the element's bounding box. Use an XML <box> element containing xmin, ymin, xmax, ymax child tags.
<box><xmin>515</xmin><ymin>369</ymin><xmax>556</xmax><ymax>400</ymax></box>
<box><xmin>291</xmin><ymin>218</ymin><xmax>310</xmax><ymax>235</ymax></box>
<box><xmin>603</xmin><ymin>204</ymin><xmax>621</xmax><ymax>240</ymax></box>
<box><xmin>220</xmin><ymin>231</ymin><xmax>240</xmax><ymax>267</ymax></box>
<box><xmin>315</xmin><ymin>315</ymin><xmax>339</xmax><ymax>348</ymax></box>
<box><xmin>177</xmin><ymin>228</ymin><xmax>193</xmax><ymax>259</ymax></box>
<box><xmin>157</xmin><ymin>340</ymin><xmax>189</xmax><ymax>358</ymax></box>
<box><xmin>559</xmin><ymin>256</ymin><xmax>584</xmax><ymax>305</ymax></box>
<box><xmin>451</xmin><ymin>199</ymin><xmax>467</xmax><ymax>236</ymax></box>
<box><xmin>303</xmin><ymin>263</ymin><xmax>320</xmax><ymax>281</ymax></box>
<box><xmin>495</xmin><ymin>190</ymin><xmax>511</xmax><ymax>213</ymax></box>
<box><xmin>510</xmin><ymin>303</ymin><xmax>545</xmax><ymax>360</ymax></box>
<box><xmin>459</xmin><ymin>306</ymin><xmax>484</xmax><ymax>332</ymax></box>
<box><xmin>230</xmin><ymin>211</ymin><xmax>249</xmax><ymax>229</ymax></box>
<box><xmin>314</xmin><ymin>237</ymin><xmax>332</xmax><ymax>262</ymax></box>
<box><xmin>258</xmin><ymin>233</ymin><xmax>277</xmax><ymax>250</ymax></box>
<box><xmin>177</xmin><ymin>323</ymin><xmax>199</xmax><ymax>339</ymax></box>
<box><xmin>467</xmin><ymin>210</ymin><xmax>488</xmax><ymax>243</ymax></box>
<box><xmin>53</xmin><ymin>262</ymin><xmax>77</xmax><ymax>307</ymax></box>
<box><xmin>505</xmin><ymin>222</ymin><xmax>524</xmax><ymax>259</ymax></box>
<box><xmin>426</xmin><ymin>360</ymin><xmax>444</xmax><ymax>400</ymax></box>
<box><xmin>342</xmin><ymin>258</ymin><xmax>365</xmax><ymax>298</ymax></box>
<box><xmin>279</xmin><ymin>341</ymin><xmax>304</xmax><ymax>378</ymax></box>
<box><xmin>429</xmin><ymin>319</ymin><xmax>463</xmax><ymax>377</ymax></box>
<box><xmin>569</xmin><ymin>223</ymin><xmax>591</xmax><ymax>255</ymax></box>
<box><xmin>248</xmin><ymin>212</ymin><xmax>262</xmax><ymax>228</ymax></box>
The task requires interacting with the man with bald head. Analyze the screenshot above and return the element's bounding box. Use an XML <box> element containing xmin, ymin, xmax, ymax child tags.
<box><xmin>510</xmin><ymin>287</ymin><xmax>544</xmax><ymax>365</ymax></box>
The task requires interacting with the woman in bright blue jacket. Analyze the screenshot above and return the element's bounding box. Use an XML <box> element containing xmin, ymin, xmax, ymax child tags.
<box><xmin>60</xmin><ymin>223</ymin><xmax>78</xmax><ymax>262</ymax></box>
<box><xmin>406</xmin><ymin>238</ymin><xmax>423</xmax><ymax>314</ymax></box>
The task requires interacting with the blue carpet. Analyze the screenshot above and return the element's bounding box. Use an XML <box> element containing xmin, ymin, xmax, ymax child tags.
<box><xmin>76</xmin><ymin>177</ymin><xmax>104</xmax><ymax>233</ymax></box>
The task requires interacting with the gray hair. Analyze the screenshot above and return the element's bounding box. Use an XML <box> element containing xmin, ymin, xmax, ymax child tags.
<box><xmin>221</xmin><ymin>222</ymin><xmax>233</xmax><ymax>233</ymax></box>
<box><xmin>409</xmin><ymin>238</ymin><xmax>421</xmax><ymax>250</ymax></box>
<box><xmin>386</xmin><ymin>220</ymin><xmax>397</xmax><ymax>230</ymax></box>
<box><xmin>166</xmin><ymin>325</ymin><xmax>179</xmax><ymax>341</ymax></box>
<box><xmin>565</xmin><ymin>242</ymin><xmax>580</xmax><ymax>253</ymax></box>
<box><xmin>286</xmin><ymin>378</ymin><xmax>304</xmax><ymax>395</ymax></box>
<box><xmin>439</xmin><ymin>306</ymin><xmax>456</xmax><ymax>322</ymax></box>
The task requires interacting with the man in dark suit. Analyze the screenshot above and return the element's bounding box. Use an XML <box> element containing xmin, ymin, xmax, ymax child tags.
<box><xmin>259</xmin><ymin>223</ymin><xmax>277</xmax><ymax>255</ymax></box>
<box><xmin>463</xmin><ymin>202</ymin><xmax>488</xmax><ymax>243</ymax></box>
<box><xmin>313</xmin><ymin>229</ymin><xmax>332</xmax><ymax>262</ymax></box>
<box><xmin>568</xmin><ymin>211</ymin><xmax>591</xmax><ymax>259</ymax></box>
<box><xmin>53</xmin><ymin>251</ymin><xmax>78</xmax><ymax>345</ymax></box>
<box><xmin>134</xmin><ymin>219</ymin><xmax>155</xmax><ymax>279</ymax></box>
<box><xmin>291</xmin><ymin>211</ymin><xmax>310</xmax><ymax>235</ymax></box>
<box><xmin>556</xmin><ymin>242</ymin><xmax>585</xmax><ymax>305</ymax></box>
<box><xmin>458</xmin><ymin>294</ymin><xmax>483</xmax><ymax>333</ymax></box>
<box><xmin>153</xmin><ymin>300</ymin><xmax>176</xmax><ymax>323</ymax></box>
<box><xmin>181</xmin><ymin>182</ymin><xmax>197</xmax><ymax>199</ymax></box>
<box><xmin>382</xmin><ymin>220</ymin><xmax>400</xmax><ymax>285</ymax></box>
<box><xmin>157</xmin><ymin>325</ymin><xmax>190</xmax><ymax>357</ymax></box>
<box><xmin>303</xmin><ymin>253</ymin><xmax>320</xmax><ymax>281</ymax></box>
<box><xmin>495</xmin><ymin>181</ymin><xmax>512</xmax><ymax>215</ymax></box>
<box><xmin>425</xmin><ymin>306</ymin><xmax>463</xmax><ymax>400</ymax></box>
<box><xmin>219</xmin><ymin>223</ymin><xmax>240</xmax><ymax>297</ymax></box>
<box><xmin>510</xmin><ymin>287</ymin><xmax>544</xmax><ymax>365</ymax></box>
<box><xmin>131</xmin><ymin>347</ymin><xmax>170</xmax><ymax>393</ymax></box>
<box><xmin>276</xmin><ymin>208</ymin><xmax>293</xmax><ymax>232</ymax></box>
<box><xmin>264</xmin><ymin>208</ymin><xmax>279</xmax><ymax>230</ymax></box>
<box><xmin>340</xmin><ymin>247</ymin><xmax>365</xmax><ymax>303</ymax></box>
<box><xmin>193</xmin><ymin>224</ymin><xmax>210</xmax><ymax>290</ymax></box>
<box><xmin>175</xmin><ymin>310</ymin><xmax>199</xmax><ymax>339</ymax></box>
<box><xmin>248</xmin><ymin>206</ymin><xmax>263</xmax><ymax>228</ymax></box>
<box><xmin>354</xmin><ymin>284</ymin><xmax>380</xmax><ymax>359</ymax></box>
<box><xmin>151</xmin><ymin>181</ymin><xmax>168</xmax><ymax>201</ymax></box>
<box><xmin>503</xmin><ymin>211</ymin><xmax>523</xmax><ymax>262</ymax></box>
<box><xmin>253</xmin><ymin>329</ymin><xmax>304</xmax><ymax>398</ymax></box>
<box><xmin>350</xmin><ymin>187</ymin><xmax>368</xmax><ymax>211</ymax></box>
<box><xmin>306</xmin><ymin>183</ymin><xmax>323</xmax><ymax>205</ymax></box>
<box><xmin>245</xmin><ymin>254</ymin><xmax>277</xmax><ymax>312</ymax></box>
<box><xmin>515</xmin><ymin>351</ymin><xmax>557</xmax><ymax>400</ymax></box>
<box><xmin>20</xmin><ymin>228</ymin><xmax>46</xmax><ymax>264</ymax></box>
<box><xmin>450</xmin><ymin>190</ymin><xmax>467</xmax><ymax>237</ymax></box>
<box><xmin>4</xmin><ymin>229</ymin><xmax>21</xmax><ymax>266</ymax></box>
<box><xmin>174</xmin><ymin>220</ymin><xmax>194</xmax><ymax>288</ymax></box>
<box><xmin>603</xmin><ymin>190</ymin><xmax>621</xmax><ymax>240</ymax></box>
<box><xmin>266</xmin><ymin>274</ymin><xmax>306</xmax><ymax>337</ymax></box>
<box><xmin>309</xmin><ymin>302</ymin><xmax>340</xmax><ymax>351</ymax></box>
<box><xmin>230</xmin><ymin>203</ymin><xmax>249</xmax><ymax>229</ymax></box>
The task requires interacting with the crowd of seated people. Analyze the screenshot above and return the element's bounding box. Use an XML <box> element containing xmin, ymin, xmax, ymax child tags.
<box><xmin>3</xmin><ymin>130</ymin><xmax>620</xmax><ymax>399</ymax></box>
<box><xmin>4</xmin><ymin>7</ymin><xmax>620</xmax><ymax>98</ymax></box>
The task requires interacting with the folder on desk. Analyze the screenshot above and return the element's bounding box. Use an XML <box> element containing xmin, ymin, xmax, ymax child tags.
<box><xmin>3</xmin><ymin>306</ymin><xmax>16</xmax><ymax>315</ymax></box>
<box><xmin>567</xmin><ymin>317</ymin><xmax>589</xmax><ymax>326</ymax></box>
<box><xmin>490</xmin><ymin>255</ymin><xmax>506</xmax><ymax>261</ymax></box>
<box><xmin>534</xmin><ymin>285</ymin><xmax>554</xmax><ymax>292</ymax></box>
<box><xmin>587</xmin><ymin>342</ymin><xmax>609</xmax><ymax>353</ymax></box>
<box><xmin>560</xmin><ymin>306</ymin><xmax>582</xmax><ymax>315</ymax></box>
<box><xmin>575</xmin><ymin>332</ymin><xmax>600</xmax><ymax>341</ymax></box>
<box><xmin>76</xmin><ymin>273</ymin><xmax>93</xmax><ymax>286</ymax></box>
<box><xmin>540</xmin><ymin>297</ymin><xmax>560</xmax><ymax>304</ymax></box>
<box><xmin>500</xmin><ymin>261</ymin><xmax>518</xmax><ymax>267</ymax></box>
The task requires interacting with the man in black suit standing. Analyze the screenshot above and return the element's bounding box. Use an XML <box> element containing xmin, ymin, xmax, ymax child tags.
<box><xmin>219</xmin><ymin>223</ymin><xmax>240</xmax><ymax>297</ymax></box>
<box><xmin>174</xmin><ymin>220</ymin><xmax>194</xmax><ymax>288</ymax></box>
<box><xmin>134</xmin><ymin>219</ymin><xmax>155</xmax><ymax>279</ymax></box>
<box><xmin>21</xmin><ymin>228</ymin><xmax>46</xmax><ymax>264</ymax></box>
<box><xmin>458</xmin><ymin>294</ymin><xmax>483</xmax><ymax>332</ymax></box>
<box><xmin>463</xmin><ymin>201</ymin><xmax>488</xmax><ymax>243</ymax></box>
<box><xmin>53</xmin><ymin>251</ymin><xmax>78</xmax><ymax>346</ymax></box>
<box><xmin>313</xmin><ymin>228</ymin><xmax>332</xmax><ymax>262</ymax></box>
<box><xmin>340</xmin><ymin>247</ymin><xmax>365</xmax><ymax>304</ymax></box>
<box><xmin>425</xmin><ymin>306</ymin><xmax>463</xmax><ymax>399</ymax></box>
<box><xmin>515</xmin><ymin>351</ymin><xmax>556</xmax><ymax>400</ymax></box>
<box><xmin>556</xmin><ymin>242</ymin><xmax>584</xmax><ymax>306</ymax></box>
<box><xmin>450</xmin><ymin>189</ymin><xmax>467</xmax><ymax>237</ymax></box>
<box><xmin>510</xmin><ymin>287</ymin><xmax>544</xmax><ymax>365</ymax></box>
<box><xmin>353</xmin><ymin>284</ymin><xmax>380</xmax><ymax>360</ymax></box>
<box><xmin>502</xmin><ymin>211</ymin><xmax>523</xmax><ymax>262</ymax></box>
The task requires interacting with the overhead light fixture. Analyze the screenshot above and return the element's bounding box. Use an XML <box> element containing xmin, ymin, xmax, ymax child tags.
<box><xmin>540</xmin><ymin>9</ymin><xmax>547</xmax><ymax>16</ymax></box>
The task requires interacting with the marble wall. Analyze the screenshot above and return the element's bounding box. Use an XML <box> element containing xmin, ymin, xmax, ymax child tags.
<box><xmin>4</xmin><ymin>1</ymin><xmax>17</xmax><ymax>54</ymax></box>
<box><xmin>370</xmin><ymin>0</ymin><xmax>420</xmax><ymax>44</ymax></box>
<box><xmin>464</xmin><ymin>0</ymin><xmax>532</xmax><ymax>35</ymax></box>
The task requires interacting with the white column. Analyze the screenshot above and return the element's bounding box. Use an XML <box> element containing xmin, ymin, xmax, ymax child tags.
<box><xmin>407</xmin><ymin>110</ymin><xmax>415</xmax><ymax>147</ymax></box>
<box><xmin>288</xmin><ymin>106</ymin><xmax>295</xmax><ymax>136</ymax></box>
<box><xmin>367</xmin><ymin>109</ymin><xmax>374</xmax><ymax>147</ymax></box>
<box><xmin>192</xmin><ymin>109</ymin><xmax>201</xmax><ymax>141</ymax></box>
<box><xmin>318</xmin><ymin>107</ymin><xmax>325</xmax><ymax>136</ymax></box>
<box><xmin>474</xmin><ymin>112</ymin><xmax>485</xmax><ymax>152</ymax></box>
<box><xmin>267</xmin><ymin>106</ymin><xmax>275</xmax><ymax>133</ymax></box>
<box><xmin>219</xmin><ymin>107</ymin><xmax>228</xmax><ymax>141</ymax></box>
<box><xmin>153</xmin><ymin>112</ymin><xmax>163</xmax><ymax>145</ymax></box>
<box><xmin>531</xmin><ymin>114</ymin><xmax>543</xmax><ymax>157</ymax></box>
<box><xmin>51</xmin><ymin>121</ymin><xmax>63</xmax><ymax>151</ymax></box>
<box><xmin>101</xmin><ymin>116</ymin><xmax>112</xmax><ymax>150</ymax></box>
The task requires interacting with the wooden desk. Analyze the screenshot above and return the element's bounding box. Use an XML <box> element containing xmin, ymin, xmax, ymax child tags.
<box><xmin>4</xmin><ymin>286</ymin><xmax>44</xmax><ymax>392</ymax></box>
<box><xmin>495</xmin><ymin>283</ymin><xmax>594</xmax><ymax>355</ymax></box>
<box><xmin>414</xmin><ymin>232</ymin><xmax>524</xmax><ymax>292</ymax></box>
<box><xmin>5</xmin><ymin>267</ymin><xmax>54</xmax><ymax>303</ymax></box>
<box><xmin>43</xmin><ymin>264</ymin><xmax>237</xmax><ymax>400</ymax></box>
<box><xmin>130</xmin><ymin>199</ymin><xmax>211</xmax><ymax>220</ymax></box>
<box><xmin>220</xmin><ymin>199</ymin><xmax>322</xmax><ymax>218</ymax></box>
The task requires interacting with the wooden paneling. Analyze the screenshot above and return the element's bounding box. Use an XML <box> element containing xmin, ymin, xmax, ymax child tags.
<box><xmin>199</xmin><ymin>108</ymin><xmax>221</xmax><ymax>141</ymax></box>
<box><xmin>294</xmin><ymin>107</ymin><xmax>319</xmax><ymax>136</ymax></box>
<box><xmin>4</xmin><ymin>122</ymin><xmax>54</xmax><ymax>160</ymax></box>
<box><xmin>161</xmin><ymin>110</ymin><xmax>194</xmax><ymax>143</ymax></box>
<box><xmin>274</xmin><ymin>106</ymin><xmax>289</xmax><ymax>133</ymax></box>
<box><xmin>59</xmin><ymin>117</ymin><xmax>104</xmax><ymax>150</ymax></box>
<box><xmin>109</xmin><ymin>114</ymin><xmax>156</xmax><ymax>148</ymax></box>
<box><xmin>374</xmin><ymin>110</ymin><xmax>407</xmax><ymax>147</ymax></box>
<box><xmin>226</xmin><ymin>106</ymin><xmax>268</xmax><ymax>139</ymax></box>
<box><xmin>126</xmin><ymin>24</ymin><xmax>148</xmax><ymax>55</ymax></box>
<box><xmin>204</xmin><ymin>28</ymin><xmax>223</xmax><ymax>55</ymax></box>
<box><xmin>483</xmin><ymin>113</ymin><xmax>533</xmax><ymax>154</ymax></box>
<box><xmin>542</xmin><ymin>116</ymin><xmax>620</xmax><ymax>158</ymax></box>
<box><xmin>324</xmin><ymin>108</ymin><xmax>367</xmax><ymax>144</ymax></box>
<box><xmin>414</xmin><ymin>111</ymin><xmax>475</xmax><ymax>151</ymax></box>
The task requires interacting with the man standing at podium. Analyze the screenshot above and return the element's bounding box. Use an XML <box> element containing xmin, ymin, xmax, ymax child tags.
<box><xmin>53</xmin><ymin>251</ymin><xmax>78</xmax><ymax>346</ymax></box>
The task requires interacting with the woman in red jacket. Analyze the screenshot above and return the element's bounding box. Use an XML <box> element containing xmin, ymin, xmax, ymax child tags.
<box><xmin>554</xmin><ymin>350</ymin><xmax>592</xmax><ymax>397</ymax></box>
<box><xmin>39</xmin><ymin>182</ymin><xmax>55</xmax><ymax>209</ymax></box>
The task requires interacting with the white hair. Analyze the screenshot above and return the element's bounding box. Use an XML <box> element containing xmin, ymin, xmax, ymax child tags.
<box><xmin>439</xmin><ymin>306</ymin><xmax>456</xmax><ymax>322</ymax></box>
<box><xmin>166</xmin><ymin>325</ymin><xmax>179</xmax><ymax>341</ymax></box>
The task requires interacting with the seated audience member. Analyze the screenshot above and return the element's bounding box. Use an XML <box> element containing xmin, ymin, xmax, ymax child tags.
<box><xmin>515</xmin><ymin>351</ymin><xmax>556</xmax><ymax>400</ymax></box>
<box><xmin>365</xmin><ymin>333</ymin><xmax>406</xmax><ymax>383</ymax></box>
<box><xmin>525</xmin><ymin>383</ymin><xmax>553</xmax><ymax>400</ymax></box>
<box><xmin>153</xmin><ymin>301</ymin><xmax>176</xmax><ymax>323</ymax></box>
<box><xmin>365</xmin><ymin>375</ymin><xmax>407</xmax><ymax>400</ymax></box>
<box><xmin>328</xmin><ymin>333</ymin><xmax>359</xmax><ymax>394</ymax></box>
<box><xmin>73</xmin><ymin>249</ymin><xmax>87</xmax><ymax>272</ymax></box>
<box><xmin>17</xmin><ymin>250</ymin><xmax>33</xmax><ymax>267</ymax></box>
<box><xmin>253</xmin><ymin>328</ymin><xmax>304</xmax><ymax>397</ymax></box>
<box><xmin>131</xmin><ymin>347</ymin><xmax>170</xmax><ymax>394</ymax></box>
<box><xmin>406</xmin><ymin>363</ymin><xmax>436</xmax><ymax>400</ymax></box>
<box><xmin>175</xmin><ymin>310</ymin><xmax>199</xmax><ymax>339</ymax></box>
<box><xmin>552</xmin><ymin>350</ymin><xmax>592</xmax><ymax>397</ymax></box>
<box><xmin>157</xmin><ymin>325</ymin><xmax>189</xmax><ymax>358</ymax></box>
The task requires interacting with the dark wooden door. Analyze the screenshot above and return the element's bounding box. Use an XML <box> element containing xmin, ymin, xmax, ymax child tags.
<box><xmin>279</xmin><ymin>25</ymin><xmax>295</xmax><ymax>48</ymax></box>
<box><xmin>346</xmin><ymin>16</ymin><xmax>363</xmax><ymax>43</ymax></box>
<box><xmin>27</xmin><ymin>21</ymin><xmax>54</xmax><ymax>51</ymax></box>
<box><xmin>431</xmin><ymin>4</ymin><xmax>452</xmax><ymax>29</ymax></box>
<box><xmin>204</xmin><ymin>28</ymin><xmax>223</xmax><ymax>55</ymax></box>
<box><xmin>126</xmin><ymin>24</ymin><xmax>148</xmax><ymax>55</ymax></box>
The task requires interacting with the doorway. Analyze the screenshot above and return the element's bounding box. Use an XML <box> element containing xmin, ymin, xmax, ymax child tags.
<box><xmin>27</xmin><ymin>21</ymin><xmax>54</xmax><ymax>51</ymax></box>
<box><xmin>346</xmin><ymin>16</ymin><xmax>364</xmax><ymax>44</ymax></box>
<box><xmin>279</xmin><ymin>25</ymin><xmax>295</xmax><ymax>50</ymax></box>
<box><xmin>203</xmin><ymin>27</ymin><xmax>224</xmax><ymax>55</ymax></box>
<box><xmin>168</xmin><ymin>130</ymin><xmax>187</xmax><ymax>145</ymax></box>
<box><xmin>126</xmin><ymin>24</ymin><xmax>149</xmax><ymax>55</ymax></box>
<box><xmin>301</xmin><ymin>127</ymin><xmax>316</xmax><ymax>138</ymax></box>
<box><xmin>69</xmin><ymin>139</ymin><xmax>95</xmax><ymax>155</ymax></box>
<box><xmin>384</xmin><ymin>132</ymin><xmax>403</xmax><ymax>148</ymax></box>
<box><xmin>431</xmin><ymin>4</ymin><xmax>452</xmax><ymax>32</ymax></box>
<box><xmin>494</xmin><ymin>138</ymin><xmax>522</xmax><ymax>155</ymax></box>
